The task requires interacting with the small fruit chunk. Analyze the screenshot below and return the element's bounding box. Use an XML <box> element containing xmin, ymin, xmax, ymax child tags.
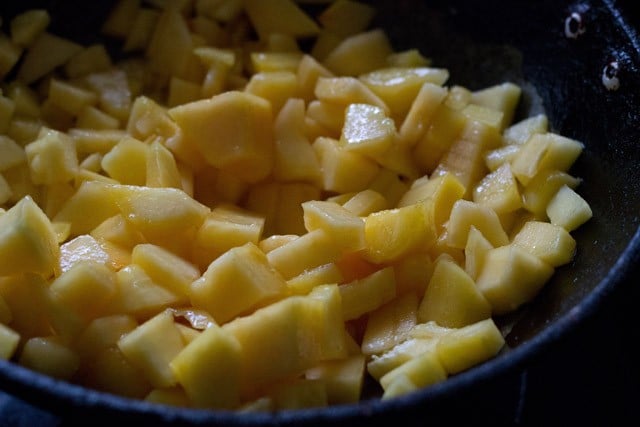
<box><xmin>512</xmin><ymin>221</ymin><xmax>577</xmax><ymax>266</ymax></box>
<box><xmin>546</xmin><ymin>185</ymin><xmax>593</xmax><ymax>232</ymax></box>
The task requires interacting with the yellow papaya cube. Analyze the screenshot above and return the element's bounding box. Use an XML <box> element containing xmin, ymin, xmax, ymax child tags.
<box><xmin>75</xmin><ymin>314</ymin><xmax>137</xmax><ymax>360</ymax></box>
<box><xmin>170</xmin><ymin>323</ymin><xmax>241</xmax><ymax>409</ymax></box>
<box><xmin>387</xmin><ymin>49</ymin><xmax>431</xmax><ymax>67</ymax></box>
<box><xmin>169</xmin><ymin>91</ymin><xmax>274</xmax><ymax>184</ymax></box>
<box><xmin>398</xmin><ymin>173</ymin><xmax>465</xmax><ymax>232</ymax></box>
<box><xmin>273</xmin><ymin>98</ymin><xmax>322</xmax><ymax>185</ymax></box>
<box><xmin>145</xmin><ymin>9</ymin><xmax>193</xmax><ymax>78</ymax></box>
<box><xmin>80</xmin><ymin>347</ymin><xmax>152</xmax><ymax>399</ymax></box>
<box><xmin>69</xmin><ymin>128</ymin><xmax>126</xmax><ymax>155</ymax></box>
<box><xmin>90</xmin><ymin>214</ymin><xmax>145</xmax><ymax>251</ymax></box>
<box><xmin>50</xmin><ymin>260</ymin><xmax>116</xmax><ymax>321</ymax></box>
<box><xmin>126</xmin><ymin>96</ymin><xmax>178</xmax><ymax>144</ymax></box>
<box><xmin>268</xmin><ymin>379</ymin><xmax>328</xmax><ymax>410</ymax></box>
<box><xmin>10</xmin><ymin>9</ymin><xmax>50</xmax><ymax>47</ymax></box>
<box><xmin>0</xmin><ymin>96</ymin><xmax>16</xmax><ymax>134</ymax></box>
<box><xmin>512</xmin><ymin>220</ymin><xmax>577</xmax><ymax>266</ymax></box>
<box><xmin>76</xmin><ymin>106</ymin><xmax>120</xmax><ymax>130</ymax></box>
<box><xmin>379</xmin><ymin>349</ymin><xmax>447</xmax><ymax>393</ymax></box>
<box><xmin>302</xmin><ymin>200</ymin><xmax>365</xmax><ymax>252</ymax></box>
<box><xmin>54</xmin><ymin>181</ymin><xmax>120</xmax><ymax>236</ymax></box>
<box><xmin>546</xmin><ymin>185</ymin><xmax>592</xmax><ymax>232</ymax></box>
<box><xmin>287</xmin><ymin>262</ymin><xmax>343</xmax><ymax>296</ymax></box>
<box><xmin>144</xmin><ymin>387</ymin><xmax>191</xmax><ymax>407</ymax></box>
<box><xmin>83</xmin><ymin>69</ymin><xmax>132</xmax><ymax>123</ymax></box>
<box><xmin>306</xmin><ymin>100</ymin><xmax>345</xmax><ymax>136</ymax></box>
<box><xmin>108</xmin><ymin>184</ymin><xmax>209</xmax><ymax>240</ymax></box>
<box><xmin>340</xmin><ymin>103</ymin><xmax>396</xmax><ymax>157</ymax></box>
<box><xmin>323</xmin><ymin>29</ymin><xmax>393</xmax><ymax>76</ymax></box>
<box><xmin>132</xmin><ymin>243</ymin><xmax>200</xmax><ymax>299</ymax></box>
<box><xmin>311</xmin><ymin>29</ymin><xmax>344</xmax><ymax>62</ymax></box>
<box><xmin>110</xmin><ymin>264</ymin><xmax>184</xmax><ymax>320</ymax></box>
<box><xmin>367</xmin><ymin>168</ymin><xmax>410</xmax><ymax>208</ymax></box>
<box><xmin>0</xmin><ymin>196</ymin><xmax>59</xmax><ymax>277</ymax></box>
<box><xmin>464</xmin><ymin>226</ymin><xmax>494</xmax><ymax>281</ymax></box>
<box><xmin>503</xmin><ymin>113</ymin><xmax>548</xmax><ymax>145</ymax></box>
<box><xmin>436</xmin><ymin>318</ymin><xmax>505</xmax><ymax>374</ymax></box>
<box><xmin>470</xmin><ymin>82</ymin><xmax>522</xmax><ymax>129</ymax></box>
<box><xmin>398</xmin><ymin>82</ymin><xmax>448</xmax><ymax>147</ymax></box>
<box><xmin>462</xmin><ymin>104</ymin><xmax>504</xmax><ymax>132</ymax></box>
<box><xmin>444</xmin><ymin>86</ymin><xmax>473</xmax><ymax>110</ymax></box>
<box><xmin>249</xmin><ymin>52</ymin><xmax>303</xmax><ymax>74</ymax></box>
<box><xmin>360</xmin><ymin>67</ymin><xmax>449</xmax><ymax>121</ymax></box>
<box><xmin>521</xmin><ymin>169</ymin><xmax>581</xmax><ymax>216</ymax></box>
<box><xmin>305</xmin><ymin>354</ymin><xmax>366</xmax><ymax>405</ymax></box>
<box><xmin>17</xmin><ymin>32</ymin><xmax>82</xmax><ymax>84</ymax></box>
<box><xmin>297</xmin><ymin>54</ymin><xmax>334</xmax><ymax>103</ymax></box>
<box><xmin>123</xmin><ymin>8</ymin><xmax>160</xmax><ymax>53</ymax></box>
<box><xmin>340</xmin><ymin>267</ymin><xmax>396</xmax><ymax>321</ymax></box>
<box><xmin>244</xmin><ymin>0</ymin><xmax>320</xmax><ymax>40</ymax></box>
<box><xmin>412</xmin><ymin>105</ymin><xmax>466</xmax><ymax>173</ymax></box>
<box><xmin>25</xmin><ymin>128</ymin><xmax>78</xmax><ymax>185</ymax></box>
<box><xmin>418</xmin><ymin>256</ymin><xmax>491</xmax><ymax>328</ymax></box>
<box><xmin>341</xmin><ymin>189</ymin><xmax>388</xmax><ymax>216</ymax></box>
<box><xmin>191</xmin><ymin>242</ymin><xmax>288</xmax><ymax>324</ymax></box>
<box><xmin>101</xmin><ymin>0</ymin><xmax>141</xmax><ymax>39</ymax></box>
<box><xmin>473</xmin><ymin>163</ymin><xmax>523</xmax><ymax>214</ymax></box>
<box><xmin>20</xmin><ymin>336</ymin><xmax>79</xmax><ymax>380</ymax></box>
<box><xmin>335</xmin><ymin>250</ymin><xmax>379</xmax><ymax>283</ymax></box>
<box><xmin>315</xmin><ymin>76</ymin><xmax>388</xmax><ymax>113</ymax></box>
<box><xmin>363</xmin><ymin>201</ymin><xmax>437</xmax><ymax>264</ymax></box>
<box><xmin>65</xmin><ymin>44</ymin><xmax>113</xmax><ymax>78</ymax></box>
<box><xmin>299</xmin><ymin>284</ymin><xmax>348</xmax><ymax>361</ymax></box>
<box><xmin>362</xmin><ymin>292</ymin><xmax>418</xmax><ymax>356</ymax></box>
<box><xmin>318</xmin><ymin>0</ymin><xmax>375</xmax><ymax>37</ymax></box>
<box><xmin>380</xmin><ymin>374</ymin><xmax>418</xmax><ymax>399</ymax></box>
<box><xmin>367</xmin><ymin>337</ymin><xmax>438</xmax><ymax>381</ymax></box>
<box><xmin>511</xmin><ymin>133</ymin><xmax>584</xmax><ymax>186</ymax></box>
<box><xmin>101</xmin><ymin>136</ymin><xmax>148</xmax><ymax>185</ymax></box>
<box><xmin>267</xmin><ymin>229</ymin><xmax>340</xmax><ymax>280</ymax></box>
<box><xmin>245</xmin><ymin>71</ymin><xmax>298</xmax><ymax>113</ymax></box>
<box><xmin>0</xmin><ymin>323</ymin><xmax>20</xmax><ymax>360</ymax></box>
<box><xmin>145</xmin><ymin>140</ymin><xmax>182</xmax><ymax>189</ymax></box>
<box><xmin>47</xmin><ymin>79</ymin><xmax>98</xmax><ymax>116</ymax></box>
<box><xmin>446</xmin><ymin>199</ymin><xmax>509</xmax><ymax>249</ymax></box>
<box><xmin>118</xmin><ymin>309</ymin><xmax>185</xmax><ymax>388</ymax></box>
<box><xmin>484</xmin><ymin>144</ymin><xmax>521</xmax><ymax>172</ymax></box>
<box><xmin>476</xmin><ymin>244</ymin><xmax>554</xmax><ymax>315</ymax></box>
<box><xmin>258</xmin><ymin>234</ymin><xmax>299</xmax><ymax>254</ymax></box>
<box><xmin>313</xmin><ymin>136</ymin><xmax>380</xmax><ymax>194</ymax></box>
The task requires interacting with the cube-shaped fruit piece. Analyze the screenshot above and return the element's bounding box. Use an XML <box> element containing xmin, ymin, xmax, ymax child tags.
<box><xmin>313</xmin><ymin>136</ymin><xmax>379</xmax><ymax>193</ymax></box>
<box><xmin>446</xmin><ymin>199</ymin><xmax>509</xmax><ymax>249</ymax></box>
<box><xmin>250</xmin><ymin>52</ymin><xmax>302</xmax><ymax>74</ymax></box>
<box><xmin>287</xmin><ymin>262</ymin><xmax>343</xmax><ymax>296</ymax></box>
<box><xmin>366</xmin><ymin>337</ymin><xmax>439</xmax><ymax>381</ymax></box>
<box><xmin>121</xmin><ymin>7</ymin><xmax>157</xmax><ymax>52</ymax></box>
<box><xmin>363</xmin><ymin>201</ymin><xmax>437</xmax><ymax>264</ymax></box>
<box><xmin>297</xmin><ymin>54</ymin><xmax>334</xmax><ymax>103</ymax></box>
<box><xmin>65</xmin><ymin>44</ymin><xmax>113</xmax><ymax>78</ymax></box>
<box><xmin>512</xmin><ymin>221</ymin><xmax>577</xmax><ymax>266</ymax></box>
<box><xmin>546</xmin><ymin>185</ymin><xmax>592</xmax><ymax>232</ymax></box>
<box><xmin>48</xmin><ymin>79</ymin><xmax>98</xmax><ymax>116</ymax></box>
<box><xmin>75</xmin><ymin>314</ymin><xmax>137</xmax><ymax>360</ymax></box>
<box><xmin>367</xmin><ymin>168</ymin><xmax>409</xmax><ymax>208</ymax></box>
<box><xmin>101</xmin><ymin>0</ymin><xmax>140</xmax><ymax>38</ymax></box>
<box><xmin>0</xmin><ymin>323</ymin><xmax>20</xmax><ymax>360</ymax></box>
<box><xmin>362</xmin><ymin>292</ymin><xmax>418</xmax><ymax>356</ymax></box>
<box><xmin>145</xmin><ymin>140</ymin><xmax>182</xmax><ymax>189</ymax></box>
<box><xmin>341</xmin><ymin>189</ymin><xmax>388</xmax><ymax>216</ymax></box>
<box><xmin>83</xmin><ymin>69</ymin><xmax>132</xmax><ymax>123</ymax></box>
<box><xmin>314</xmin><ymin>76</ymin><xmax>388</xmax><ymax>112</ymax></box>
<box><xmin>25</xmin><ymin>128</ymin><xmax>78</xmax><ymax>185</ymax></box>
<box><xmin>484</xmin><ymin>144</ymin><xmax>521</xmax><ymax>172</ymax></box>
<box><xmin>418</xmin><ymin>256</ymin><xmax>491</xmax><ymax>328</ymax></box>
<box><xmin>511</xmin><ymin>133</ymin><xmax>584</xmax><ymax>186</ymax></box>
<box><xmin>69</xmin><ymin>129</ymin><xmax>125</xmax><ymax>155</ymax></box>
<box><xmin>169</xmin><ymin>91</ymin><xmax>274</xmax><ymax>183</ymax></box>
<box><xmin>398</xmin><ymin>82</ymin><xmax>448</xmax><ymax>147</ymax></box>
<box><xmin>10</xmin><ymin>9</ymin><xmax>50</xmax><ymax>47</ymax></box>
<box><xmin>50</xmin><ymin>260</ymin><xmax>116</xmax><ymax>321</ymax></box>
<box><xmin>393</xmin><ymin>252</ymin><xmax>434</xmax><ymax>296</ymax></box>
<box><xmin>340</xmin><ymin>267</ymin><xmax>396</xmax><ymax>321</ymax></box>
<box><xmin>317</xmin><ymin>0</ymin><xmax>375</xmax><ymax>37</ymax></box>
<box><xmin>323</xmin><ymin>29</ymin><xmax>393</xmax><ymax>76</ymax></box>
<box><xmin>299</xmin><ymin>284</ymin><xmax>348</xmax><ymax>361</ymax></box>
<box><xmin>435</xmin><ymin>318</ymin><xmax>505</xmax><ymax>374</ymax></box>
<box><xmin>16</xmin><ymin>32</ymin><xmax>82</xmax><ymax>84</ymax></box>
<box><xmin>379</xmin><ymin>349</ymin><xmax>447</xmax><ymax>393</ymax></box>
<box><xmin>413</xmin><ymin>105</ymin><xmax>466</xmax><ymax>173</ymax></box>
<box><xmin>145</xmin><ymin>9</ymin><xmax>192</xmax><ymax>78</ymax></box>
<box><xmin>476</xmin><ymin>244</ymin><xmax>554</xmax><ymax>315</ymax></box>
<box><xmin>110</xmin><ymin>264</ymin><xmax>183</xmax><ymax>320</ymax></box>
<box><xmin>387</xmin><ymin>49</ymin><xmax>431</xmax><ymax>67</ymax></box>
<box><xmin>521</xmin><ymin>170</ymin><xmax>581</xmax><ymax>216</ymax></box>
<box><xmin>273</xmin><ymin>182</ymin><xmax>321</xmax><ymax>236</ymax></box>
<box><xmin>118</xmin><ymin>309</ymin><xmax>185</xmax><ymax>388</ymax></box>
<box><xmin>81</xmin><ymin>347</ymin><xmax>152</xmax><ymax>399</ymax></box>
<box><xmin>170</xmin><ymin>323</ymin><xmax>242</xmax><ymax>409</ymax></box>
<box><xmin>360</xmin><ymin>67</ymin><xmax>449</xmax><ymax>121</ymax></box>
<box><xmin>503</xmin><ymin>113</ymin><xmax>548</xmax><ymax>145</ymax></box>
<box><xmin>244</xmin><ymin>0</ymin><xmax>319</xmax><ymax>40</ymax></box>
<box><xmin>470</xmin><ymin>82</ymin><xmax>521</xmax><ymax>129</ymax></box>
<box><xmin>461</xmin><ymin>104</ymin><xmax>504</xmax><ymax>130</ymax></box>
<box><xmin>306</xmin><ymin>100</ymin><xmax>345</xmax><ymax>136</ymax></box>
<box><xmin>192</xmin><ymin>242</ymin><xmax>288</xmax><ymax>324</ymax></box>
<box><xmin>76</xmin><ymin>106</ymin><xmax>120</xmax><ymax>130</ymax></box>
<box><xmin>101</xmin><ymin>136</ymin><xmax>148</xmax><ymax>185</ymax></box>
<box><xmin>267</xmin><ymin>229</ymin><xmax>340</xmax><ymax>280</ymax></box>
<box><xmin>464</xmin><ymin>226</ymin><xmax>494</xmax><ymax>280</ymax></box>
<box><xmin>340</xmin><ymin>103</ymin><xmax>395</xmax><ymax>157</ymax></box>
<box><xmin>473</xmin><ymin>163</ymin><xmax>523</xmax><ymax>214</ymax></box>
<box><xmin>131</xmin><ymin>243</ymin><xmax>200</xmax><ymax>298</ymax></box>
<box><xmin>245</xmin><ymin>71</ymin><xmax>298</xmax><ymax>113</ymax></box>
<box><xmin>19</xmin><ymin>336</ymin><xmax>79</xmax><ymax>380</ymax></box>
<box><xmin>90</xmin><ymin>214</ymin><xmax>145</xmax><ymax>251</ymax></box>
<box><xmin>0</xmin><ymin>195</ymin><xmax>59</xmax><ymax>277</ymax></box>
<box><xmin>305</xmin><ymin>354</ymin><xmax>366</xmax><ymax>405</ymax></box>
<box><xmin>302</xmin><ymin>200</ymin><xmax>365</xmax><ymax>252</ymax></box>
<box><xmin>273</xmin><ymin>98</ymin><xmax>322</xmax><ymax>184</ymax></box>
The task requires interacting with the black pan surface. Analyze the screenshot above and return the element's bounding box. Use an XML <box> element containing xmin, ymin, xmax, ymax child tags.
<box><xmin>1</xmin><ymin>0</ymin><xmax>639</xmax><ymax>425</ymax></box>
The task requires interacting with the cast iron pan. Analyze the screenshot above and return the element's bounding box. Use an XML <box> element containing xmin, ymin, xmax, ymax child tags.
<box><xmin>1</xmin><ymin>0</ymin><xmax>639</xmax><ymax>425</ymax></box>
